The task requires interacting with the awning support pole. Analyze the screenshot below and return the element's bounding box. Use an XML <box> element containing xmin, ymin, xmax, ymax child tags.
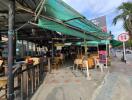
<box><xmin>86</xmin><ymin>61</ymin><xmax>91</xmax><ymax>80</ymax></box>
<box><xmin>97</xmin><ymin>43</ymin><xmax>99</xmax><ymax>57</ymax></box>
<box><xmin>8</xmin><ymin>0</ymin><xmax>15</xmax><ymax>99</ymax></box>
<box><xmin>83</xmin><ymin>32</ymin><xmax>91</xmax><ymax>80</ymax></box>
<box><xmin>35</xmin><ymin>0</ymin><xmax>46</xmax><ymax>21</ymax></box>
<box><xmin>106</xmin><ymin>40</ymin><xmax>108</xmax><ymax>68</ymax></box>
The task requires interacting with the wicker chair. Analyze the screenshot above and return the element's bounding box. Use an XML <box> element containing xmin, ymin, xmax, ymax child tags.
<box><xmin>0</xmin><ymin>60</ymin><xmax>4</xmax><ymax>75</ymax></box>
<box><xmin>52</xmin><ymin>57</ymin><xmax>60</xmax><ymax>70</ymax></box>
<box><xmin>73</xmin><ymin>59</ymin><xmax>83</xmax><ymax>70</ymax></box>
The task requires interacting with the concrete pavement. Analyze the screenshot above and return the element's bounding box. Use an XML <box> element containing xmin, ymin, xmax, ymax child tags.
<box><xmin>31</xmin><ymin>67</ymin><xmax>108</xmax><ymax>100</ymax></box>
<box><xmin>93</xmin><ymin>57</ymin><xmax>132</xmax><ymax>100</ymax></box>
<box><xmin>31</xmin><ymin>56</ymin><xmax>132</xmax><ymax>100</ymax></box>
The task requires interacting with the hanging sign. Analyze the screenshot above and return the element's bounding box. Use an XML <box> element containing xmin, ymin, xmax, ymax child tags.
<box><xmin>54</xmin><ymin>43</ymin><xmax>64</xmax><ymax>47</ymax></box>
<box><xmin>118</xmin><ymin>32</ymin><xmax>129</xmax><ymax>42</ymax></box>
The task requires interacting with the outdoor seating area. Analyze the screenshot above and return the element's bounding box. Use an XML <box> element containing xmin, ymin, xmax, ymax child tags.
<box><xmin>74</xmin><ymin>54</ymin><xmax>107</xmax><ymax>71</ymax></box>
<box><xmin>0</xmin><ymin>0</ymin><xmax>112</xmax><ymax>99</ymax></box>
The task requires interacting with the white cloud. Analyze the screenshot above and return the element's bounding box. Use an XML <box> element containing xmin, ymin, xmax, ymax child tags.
<box><xmin>62</xmin><ymin>0</ymin><xmax>131</xmax><ymax>39</ymax></box>
<box><xmin>63</xmin><ymin>0</ymin><xmax>130</xmax><ymax>16</ymax></box>
<box><xmin>62</xmin><ymin>0</ymin><xmax>90</xmax><ymax>13</ymax></box>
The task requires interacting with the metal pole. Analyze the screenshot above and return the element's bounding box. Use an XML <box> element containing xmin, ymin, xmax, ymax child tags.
<box><xmin>84</xmin><ymin>32</ymin><xmax>87</xmax><ymax>56</ymax></box>
<box><xmin>85</xmin><ymin>60</ymin><xmax>91</xmax><ymax>80</ymax></box>
<box><xmin>108</xmin><ymin>44</ymin><xmax>110</xmax><ymax>57</ymax></box>
<box><xmin>106</xmin><ymin>40</ymin><xmax>108</xmax><ymax>68</ymax></box>
<box><xmin>52</xmin><ymin>39</ymin><xmax>54</xmax><ymax>59</ymax></box>
<box><xmin>27</xmin><ymin>41</ymin><xmax>29</xmax><ymax>56</ymax></box>
<box><xmin>35</xmin><ymin>44</ymin><xmax>37</xmax><ymax>55</ymax></box>
<box><xmin>15</xmin><ymin>31</ymin><xmax>18</xmax><ymax>56</ymax></box>
<box><xmin>39</xmin><ymin>46</ymin><xmax>40</xmax><ymax>55</ymax></box>
<box><xmin>31</xmin><ymin>42</ymin><xmax>33</xmax><ymax>56</ymax></box>
<box><xmin>123</xmin><ymin>41</ymin><xmax>126</xmax><ymax>63</ymax></box>
<box><xmin>83</xmin><ymin>32</ymin><xmax>91</xmax><ymax>80</ymax></box>
<box><xmin>22</xmin><ymin>40</ymin><xmax>24</xmax><ymax>57</ymax></box>
<box><xmin>0</xmin><ymin>32</ymin><xmax>2</xmax><ymax>41</ymax></box>
<box><xmin>8</xmin><ymin>0</ymin><xmax>15</xmax><ymax>99</ymax></box>
<box><xmin>97</xmin><ymin>43</ymin><xmax>99</xmax><ymax>57</ymax></box>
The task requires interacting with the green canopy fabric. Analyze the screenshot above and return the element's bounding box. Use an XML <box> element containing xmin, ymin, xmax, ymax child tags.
<box><xmin>44</xmin><ymin>0</ymin><xmax>83</xmax><ymax>21</ymax></box>
<box><xmin>110</xmin><ymin>40</ymin><xmax>122</xmax><ymax>47</ymax></box>
<box><xmin>100</xmin><ymin>40</ymin><xmax>110</xmax><ymax>44</ymax></box>
<box><xmin>37</xmin><ymin>0</ymin><xmax>110</xmax><ymax>40</ymax></box>
<box><xmin>38</xmin><ymin>18</ymin><xmax>100</xmax><ymax>40</ymax></box>
<box><xmin>74</xmin><ymin>41</ymin><xmax>98</xmax><ymax>47</ymax></box>
<box><xmin>74</xmin><ymin>40</ymin><xmax>110</xmax><ymax>47</ymax></box>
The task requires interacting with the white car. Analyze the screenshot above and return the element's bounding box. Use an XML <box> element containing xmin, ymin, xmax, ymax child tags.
<box><xmin>116</xmin><ymin>50</ymin><xmax>122</xmax><ymax>52</ymax></box>
<box><xmin>126</xmin><ymin>49</ymin><xmax>132</xmax><ymax>54</ymax></box>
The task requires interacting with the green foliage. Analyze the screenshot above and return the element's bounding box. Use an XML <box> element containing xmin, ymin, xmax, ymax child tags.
<box><xmin>113</xmin><ymin>2</ymin><xmax>132</xmax><ymax>34</ymax></box>
<box><xmin>126</xmin><ymin>39</ymin><xmax>132</xmax><ymax>48</ymax></box>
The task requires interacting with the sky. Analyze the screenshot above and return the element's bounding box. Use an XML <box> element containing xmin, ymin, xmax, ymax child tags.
<box><xmin>62</xmin><ymin>0</ymin><xmax>132</xmax><ymax>39</ymax></box>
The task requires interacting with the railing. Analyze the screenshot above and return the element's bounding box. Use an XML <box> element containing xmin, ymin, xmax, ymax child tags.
<box><xmin>0</xmin><ymin>57</ymin><xmax>47</xmax><ymax>100</ymax></box>
<box><xmin>13</xmin><ymin>57</ymin><xmax>47</xmax><ymax>100</ymax></box>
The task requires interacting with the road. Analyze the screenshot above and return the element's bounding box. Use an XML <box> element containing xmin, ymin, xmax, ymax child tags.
<box><xmin>116</xmin><ymin>51</ymin><xmax>132</xmax><ymax>65</ymax></box>
<box><xmin>93</xmin><ymin>52</ymin><xmax>132</xmax><ymax>100</ymax></box>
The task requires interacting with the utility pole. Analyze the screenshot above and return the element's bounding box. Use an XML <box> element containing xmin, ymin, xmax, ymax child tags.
<box><xmin>8</xmin><ymin>0</ymin><xmax>15</xmax><ymax>99</ymax></box>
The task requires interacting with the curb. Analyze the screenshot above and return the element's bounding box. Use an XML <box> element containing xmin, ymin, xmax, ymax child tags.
<box><xmin>91</xmin><ymin>70</ymin><xmax>110</xmax><ymax>100</ymax></box>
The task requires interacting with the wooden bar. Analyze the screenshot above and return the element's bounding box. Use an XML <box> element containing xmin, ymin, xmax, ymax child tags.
<box><xmin>34</xmin><ymin>67</ymin><xmax>37</xmax><ymax>90</ymax></box>
<box><xmin>26</xmin><ymin>70</ymin><xmax>29</xmax><ymax>97</ymax></box>
<box><xmin>20</xmin><ymin>72</ymin><xmax>23</xmax><ymax>100</ymax></box>
<box><xmin>22</xmin><ymin>65</ymin><xmax>28</xmax><ymax>98</ymax></box>
<box><xmin>48</xmin><ymin>58</ymin><xmax>51</xmax><ymax>73</ymax></box>
<box><xmin>37</xmin><ymin>65</ymin><xmax>39</xmax><ymax>86</ymax></box>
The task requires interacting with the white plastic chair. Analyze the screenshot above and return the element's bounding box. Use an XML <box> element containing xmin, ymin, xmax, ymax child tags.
<box><xmin>82</xmin><ymin>60</ymin><xmax>91</xmax><ymax>80</ymax></box>
<box><xmin>94</xmin><ymin>58</ymin><xmax>103</xmax><ymax>72</ymax></box>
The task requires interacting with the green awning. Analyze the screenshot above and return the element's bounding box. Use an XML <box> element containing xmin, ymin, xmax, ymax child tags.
<box><xmin>100</xmin><ymin>40</ymin><xmax>110</xmax><ymax>44</ymax></box>
<box><xmin>44</xmin><ymin>0</ymin><xmax>83</xmax><ymax>21</ymax></box>
<box><xmin>37</xmin><ymin>0</ymin><xmax>110</xmax><ymax>40</ymax></box>
<box><xmin>110</xmin><ymin>40</ymin><xmax>122</xmax><ymax>47</ymax></box>
<box><xmin>38</xmin><ymin>18</ymin><xmax>100</xmax><ymax>40</ymax></box>
<box><xmin>75</xmin><ymin>41</ymin><xmax>99</xmax><ymax>47</ymax></box>
<box><xmin>74</xmin><ymin>40</ymin><xmax>110</xmax><ymax>46</ymax></box>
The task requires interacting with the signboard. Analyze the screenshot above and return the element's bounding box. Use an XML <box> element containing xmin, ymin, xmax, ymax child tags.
<box><xmin>57</xmin><ymin>46</ymin><xmax>62</xmax><ymax>50</ymax></box>
<box><xmin>118</xmin><ymin>33</ymin><xmax>129</xmax><ymax>42</ymax></box>
<box><xmin>91</xmin><ymin>16</ymin><xmax>107</xmax><ymax>32</ymax></box>
<box><xmin>54</xmin><ymin>43</ymin><xmax>64</xmax><ymax>47</ymax></box>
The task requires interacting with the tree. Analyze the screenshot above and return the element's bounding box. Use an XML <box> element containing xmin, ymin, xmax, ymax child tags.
<box><xmin>109</xmin><ymin>31</ymin><xmax>114</xmax><ymax>39</ymax></box>
<box><xmin>113</xmin><ymin>2</ymin><xmax>132</xmax><ymax>62</ymax></box>
<box><xmin>113</xmin><ymin>2</ymin><xmax>132</xmax><ymax>35</ymax></box>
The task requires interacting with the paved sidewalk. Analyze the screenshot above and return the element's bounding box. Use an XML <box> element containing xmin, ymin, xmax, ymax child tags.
<box><xmin>31</xmin><ymin>67</ymin><xmax>108</xmax><ymax>100</ymax></box>
<box><xmin>93</xmin><ymin>57</ymin><xmax>132</xmax><ymax>100</ymax></box>
<box><xmin>110</xmin><ymin>57</ymin><xmax>132</xmax><ymax>76</ymax></box>
<box><xmin>31</xmin><ymin>57</ymin><xmax>132</xmax><ymax>100</ymax></box>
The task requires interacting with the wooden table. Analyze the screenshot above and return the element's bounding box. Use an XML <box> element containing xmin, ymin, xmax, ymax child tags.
<box><xmin>0</xmin><ymin>76</ymin><xmax>8</xmax><ymax>98</ymax></box>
